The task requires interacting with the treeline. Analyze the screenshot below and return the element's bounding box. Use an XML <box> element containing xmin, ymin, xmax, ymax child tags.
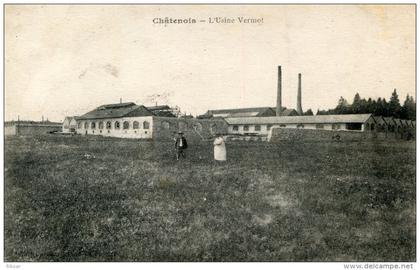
<box><xmin>312</xmin><ymin>89</ymin><xmax>416</xmax><ymax>120</ymax></box>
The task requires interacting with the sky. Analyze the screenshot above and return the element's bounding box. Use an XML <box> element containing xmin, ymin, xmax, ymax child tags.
<box><xmin>5</xmin><ymin>5</ymin><xmax>415</xmax><ymax>122</ymax></box>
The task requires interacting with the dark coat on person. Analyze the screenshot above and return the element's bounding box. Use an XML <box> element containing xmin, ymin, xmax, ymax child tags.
<box><xmin>175</xmin><ymin>137</ymin><xmax>188</xmax><ymax>149</ymax></box>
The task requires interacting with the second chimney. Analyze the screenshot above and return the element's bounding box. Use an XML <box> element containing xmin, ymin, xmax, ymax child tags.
<box><xmin>276</xmin><ymin>66</ymin><xmax>282</xmax><ymax>116</ymax></box>
<box><xmin>297</xmin><ymin>73</ymin><xmax>303</xmax><ymax>115</ymax></box>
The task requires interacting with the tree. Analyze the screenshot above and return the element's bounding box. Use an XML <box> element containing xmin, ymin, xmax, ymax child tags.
<box><xmin>316</xmin><ymin>109</ymin><xmax>329</xmax><ymax>115</ymax></box>
<box><xmin>401</xmin><ymin>94</ymin><xmax>416</xmax><ymax>120</ymax></box>
<box><xmin>303</xmin><ymin>109</ymin><xmax>314</xmax><ymax>115</ymax></box>
<box><xmin>351</xmin><ymin>93</ymin><xmax>362</xmax><ymax>113</ymax></box>
<box><xmin>388</xmin><ymin>88</ymin><xmax>401</xmax><ymax>118</ymax></box>
<box><xmin>335</xmin><ymin>96</ymin><xmax>349</xmax><ymax>114</ymax></box>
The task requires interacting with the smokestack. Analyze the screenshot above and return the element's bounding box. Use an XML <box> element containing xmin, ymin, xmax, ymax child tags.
<box><xmin>276</xmin><ymin>66</ymin><xmax>282</xmax><ymax>116</ymax></box>
<box><xmin>120</xmin><ymin>98</ymin><xmax>122</xmax><ymax>104</ymax></box>
<box><xmin>297</xmin><ymin>73</ymin><xmax>303</xmax><ymax>115</ymax></box>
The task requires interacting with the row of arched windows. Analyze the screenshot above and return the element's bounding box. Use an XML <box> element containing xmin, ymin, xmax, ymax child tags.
<box><xmin>78</xmin><ymin>120</ymin><xmax>149</xmax><ymax>130</ymax></box>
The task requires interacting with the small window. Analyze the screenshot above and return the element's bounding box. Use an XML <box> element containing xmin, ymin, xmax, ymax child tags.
<box><xmin>115</xmin><ymin>121</ymin><xmax>120</xmax><ymax>129</ymax></box>
<box><xmin>371</xmin><ymin>123</ymin><xmax>375</xmax><ymax>131</ymax></box>
<box><xmin>297</xmin><ymin>124</ymin><xmax>304</xmax><ymax>128</ymax></box>
<box><xmin>106</xmin><ymin>121</ymin><xmax>112</xmax><ymax>129</ymax></box>
<box><xmin>84</xmin><ymin>122</ymin><xmax>88</xmax><ymax>129</ymax></box>
<box><xmin>267</xmin><ymin>125</ymin><xmax>272</xmax><ymax>131</ymax></box>
<box><xmin>316</xmin><ymin>124</ymin><xmax>324</xmax><ymax>129</ymax></box>
<box><xmin>133</xmin><ymin>121</ymin><xmax>140</xmax><ymax>129</ymax></box>
<box><xmin>123</xmin><ymin>121</ymin><xmax>129</xmax><ymax>129</ymax></box>
<box><xmin>98</xmin><ymin>122</ymin><xmax>104</xmax><ymax>130</ymax></box>
<box><xmin>233</xmin><ymin>125</ymin><xmax>239</xmax><ymax>131</ymax></box>
<box><xmin>78</xmin><ymin>122</ymin><xmax>82</xmax><ymax>129</ymax></box>
<box><xmin>91</xmin><ymin>122</ymin><xmax>96</xmax><ymax>129</ymax></box>
<box><xmin>243</xmin><ymin>125</ymin><xmax>249</xmax><ymax>131</ymax></box>
<box><xmin>280</xmin><ymin>124</ymin><xmax>286</xmax><ymax>128</ymax></box>
<box><xmin>255</xmin><ymin>125</ymin><xmax>261</xmax><ymax>131</ymax></box>
<box><xmin>143</xmin><ymin>121</ymin><xmax>150</xmax><ymax>129</ymax></box>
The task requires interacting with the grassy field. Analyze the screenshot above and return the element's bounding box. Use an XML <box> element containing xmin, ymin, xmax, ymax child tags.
<box><xmin>4</xmin><ymin>135</ymin><xmax>416</xmax><ymax>262</ymax></box>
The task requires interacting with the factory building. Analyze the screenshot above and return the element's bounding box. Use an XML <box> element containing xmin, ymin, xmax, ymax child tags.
<box><xmin>225</xmin><ymin>114</ymin><xmax>376</xmax><ymax>135</ymax></box>
<box><xmin>218</xmin><ymin>66</ymin><xmax>414</xmax><ymax>139</ymax></box>
<box><xmin>74</xmin><ymin>102</ymin><xmax>228</xmax><ymax>140</ymax></box>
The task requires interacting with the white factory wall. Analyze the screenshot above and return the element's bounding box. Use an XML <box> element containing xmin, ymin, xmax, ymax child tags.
<box><xmin>76</xmin><ymin>116</ymin><xmax>154</xmax><ymax>139</ymax></box>
<box><xmin>227</xmin><ymin>123</ymin><xmax>361</xmax><ymax>135</ymax></box>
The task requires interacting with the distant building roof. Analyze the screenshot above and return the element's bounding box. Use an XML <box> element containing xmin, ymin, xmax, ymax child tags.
<box><xmin>146</xmin><ymin>105</ymin><xmax>171</xmax><ymax>111</ymax></box>
<box><xmin>400</xmin><ymin>119</ymin><xmax>411</xmax><ymax>127</ymax></box>
<box><xmin>278</xmin><ymin>108</ymin><xmax>299</xmax><ymax>116</ymax></box>
<box><xmin>372</xmin><ymin>116</ymin><xmax>386</xmax><ymax>125</ymax></box>
<box><xmin>203</xmin><ymin>106</ymin><xmax>298</xmax><ymax>118</ymax></box>
<box><xmin>382</xmin><ymin>117</ymin><xmax>397</xmax><ymax>126</ymax></box>
<box><xmin>392</xmin><ymin>118</ymin><xmax>404</xmax><ymax>127</ymax></box>
<box><xmin>146</xmin><ymin>105</ymin><xmax>176</xmax><ymax>117</ymax></box>
<box><xmin>78</xmin><ymin>102</ymin><xmax>154</xmax><ymax>120</ymax></box>
<box><xmin>225</xmin><ymin>114</ymin><xmax>373</xmax><ymax>125</ymax></box>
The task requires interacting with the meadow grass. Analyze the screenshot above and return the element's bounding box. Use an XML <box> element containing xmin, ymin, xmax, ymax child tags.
<box><xmin>4</xmin><ymin>135</ymin><xmax>416</xmax><ymax>261</ymax></box>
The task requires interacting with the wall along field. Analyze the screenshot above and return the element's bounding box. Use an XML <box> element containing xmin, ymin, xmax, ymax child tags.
<box><xmin>4</xmin><ymin>135</ymin><xmax>415</xmax><ymax>261</ymax></box>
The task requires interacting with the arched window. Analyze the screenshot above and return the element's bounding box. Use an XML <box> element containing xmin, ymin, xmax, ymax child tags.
<box><xmin>84</xmin><ymin>122</ymin><xmax>88</xmax><ymax>129</ymax></box>
<box><xmin>106</xmin><ymin>121</ymin><xmax>112</xmax><ymax>129</ymax></box>
<box><xmin>91</xmin><ymin>122</ymin><xmax>96</xmax><ymax>129</ymax></box>
<box><xmin>123</xmin><ymin>121</ymin><xmax>130</xmax><ymax>129</ymax></box>
<box><xmin>143</xmin><ymin>121</ymin><xmax>150</xmax><ymax>129</ymax></box>
<box><xmin>78</xmin><ymin>122</ymin><xmax>82</xmax><ymax>129</ymax></box>
<box><xmin>115</xmin><ymin>121</ymin><xmax>120</xmax><ymax>129</ymax></box>
<box><xmin>371</xmin><ymin>124</ymin><xmax>375</xmax><ymax>131</ymax></box>
<box><xmin>133</xmin><ymin>121</ymin><xmax>140</xmax><ymax>129</ymax></box>
<box><xmin>98</xmin><ymin>122</ymin><xmax>104</xmax><ymax>129</ymax></box>
<box><xmin>162</xmin><ymin>121</ymin><xmax>170</xmax><ymax>129</ymax></box>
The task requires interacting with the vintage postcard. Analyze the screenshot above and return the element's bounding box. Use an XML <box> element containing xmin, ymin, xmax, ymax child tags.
<box><xmin>3</xmin><ymin>3</ymin><xmax>416</xmax><ymax>266</ymax></box>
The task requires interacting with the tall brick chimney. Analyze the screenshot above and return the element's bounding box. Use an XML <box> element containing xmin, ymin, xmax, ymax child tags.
<box><xmin>276</xmin><ymin>66</ymin><xmax>282</xmax><ymax>116</ymax></box>
<box><xmin>297</xmin><ymin>73</ymin><xmax>303</xmax><ymax>115</ymax></box>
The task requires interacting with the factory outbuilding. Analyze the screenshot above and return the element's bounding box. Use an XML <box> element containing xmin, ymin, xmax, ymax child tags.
<box><xmin>5</xmin><ymin>120</ymin><xmax>62</xmax><ymax>136</ymax></box>
<box><xmin>63</xmin><ymin>116</ymin><xmax>78</xmax><ymax>133</ymax></box>
<box><xmin>225</xmin><ymin>114</ymin><xmax>376</xmax><ymax>135</ymax></box>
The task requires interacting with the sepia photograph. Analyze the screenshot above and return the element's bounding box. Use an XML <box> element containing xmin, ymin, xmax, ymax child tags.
<box><xmin>3</xmin><ymin>3</ymin><xmax>416</xmax><ymax>265</ymax></box>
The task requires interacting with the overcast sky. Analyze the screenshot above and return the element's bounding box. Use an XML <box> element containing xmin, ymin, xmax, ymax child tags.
<box><xmin>5</xmin><ymin>5</ymin><xmax>415</xmax><ymax>122</ymax></box>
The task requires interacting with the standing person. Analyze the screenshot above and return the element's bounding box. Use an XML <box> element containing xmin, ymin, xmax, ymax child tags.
<box><xmin>213</xmin><ymin>133</ymin><xmax>227</xmax><ymax>162</ymax></box>
<box><xmin>175</xmin><ymin>132</ymin><xmax>188</xmax><ymax>160</ymax></box>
